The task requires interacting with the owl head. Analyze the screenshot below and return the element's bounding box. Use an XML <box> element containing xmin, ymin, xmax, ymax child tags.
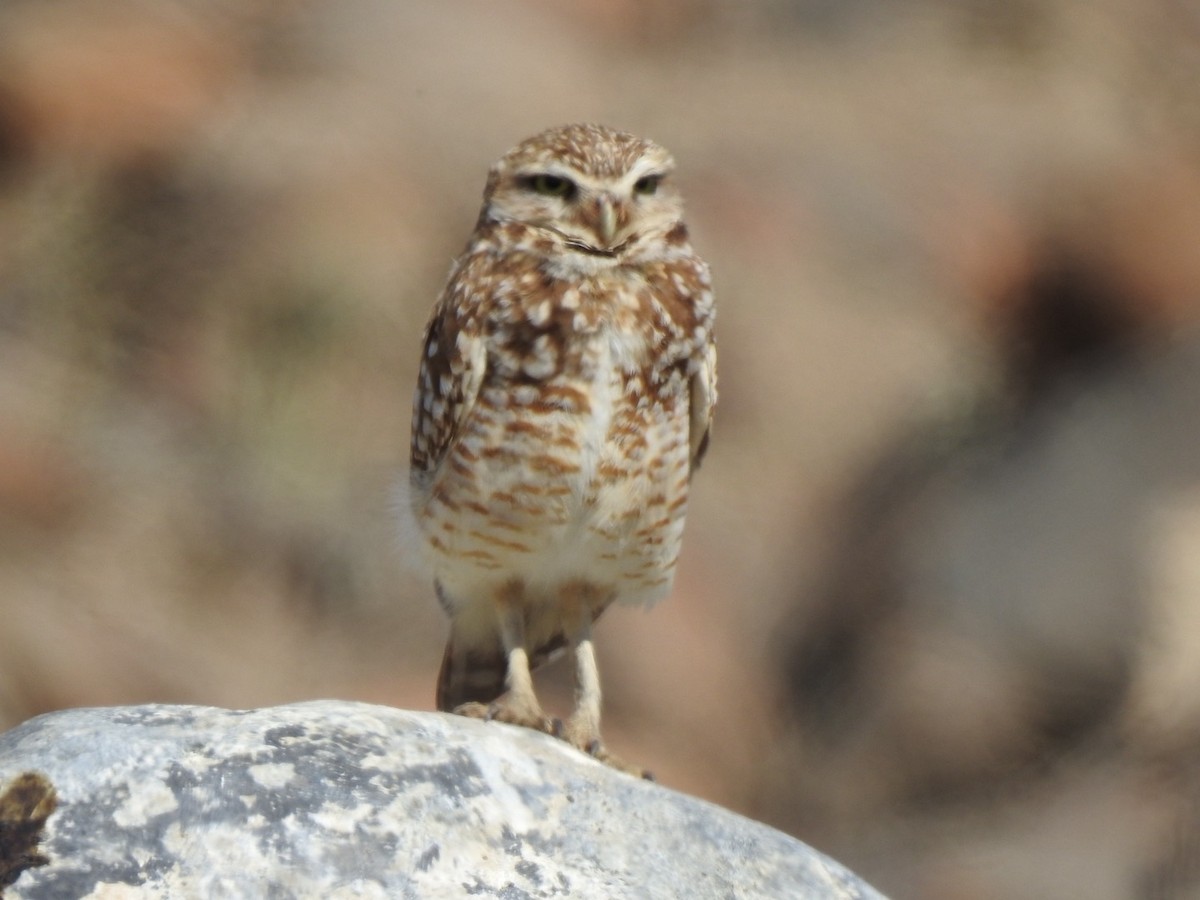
<box><xmin>479</xmin><ymin>123</ymin><xmax>683</xmax><ymax>264</ymax></box>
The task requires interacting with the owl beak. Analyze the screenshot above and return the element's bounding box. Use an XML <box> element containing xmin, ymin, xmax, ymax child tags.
<box><xmin>597</xmin><ymin>195</ymin><xmax>618</xmax><ymax>247</ymax></box>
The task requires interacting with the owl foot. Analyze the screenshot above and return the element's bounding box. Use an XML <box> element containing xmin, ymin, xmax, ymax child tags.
<box><xmin>589</xmin><ymin>743</ymin><xmax>653</xmax><ymax>781</ymax></box>
<box><xmin>453</xmin><ymin>695</ymin><xmax>557</xmax><ymax>737</ymax></box>
<box><xmin>561</xmin><ymin>720</ymin><xmax>652</xmax><ymax>780</ymax></box>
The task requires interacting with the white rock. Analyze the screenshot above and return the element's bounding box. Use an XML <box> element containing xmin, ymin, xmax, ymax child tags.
<box><xmin>0</xmin><ymin>701</ymin><xmax>884</xmax><ymax>899</ymax></box>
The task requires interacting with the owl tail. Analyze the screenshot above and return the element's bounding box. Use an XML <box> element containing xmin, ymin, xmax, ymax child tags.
<box><xmin>436</xmin><ymin>629</ymin><xmax>508</xmax><ymax>712</ymax></box>
<box><xmin>435</xmin><ymin>621</ymin><xmax>577</xmax><ymax>712</ymax></box>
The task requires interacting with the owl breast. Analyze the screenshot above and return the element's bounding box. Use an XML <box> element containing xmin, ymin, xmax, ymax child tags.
<box><xmin>420</xmin><ymin>313</ymin><xmax>693</xmax><ymax>611</ymax></box>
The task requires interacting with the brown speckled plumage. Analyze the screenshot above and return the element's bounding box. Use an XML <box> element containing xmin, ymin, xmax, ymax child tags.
<box><xmin>409</xmin><ymin>123</ymin><xmax>716</xmax><ymax>773</ymax></box>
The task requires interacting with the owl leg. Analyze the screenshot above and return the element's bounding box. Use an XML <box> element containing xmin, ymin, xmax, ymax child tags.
<box><xmin>455</xmin><ymin>582</ymin><xmax>556</xmax><ymax>735</ymax></box>
<box><xmin>561</xmin><ymin>590</ymin><xmax>651</xmax><ymax>780</ymax></box>
<box><xmin>561</xmin><ymin>614</ymin><xmax>602</xmax><ymax>751</ymax></box>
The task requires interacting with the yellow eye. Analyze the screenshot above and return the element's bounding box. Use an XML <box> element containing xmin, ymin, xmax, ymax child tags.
<box><xmin>633</xmin><ymin>175</ymin><xmax>661</xmax><ymax>196</ymax></box>
<box><xmin>526</xmin><ymin>174</ymin><xmax>575</xmax><ymax>198</ymax></box>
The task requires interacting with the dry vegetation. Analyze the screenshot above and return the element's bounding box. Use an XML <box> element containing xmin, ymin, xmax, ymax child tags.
<box><xmin>2</xmin><ymin>1</ymin><xmax>1200</xmax><ymax>897</ymax></box>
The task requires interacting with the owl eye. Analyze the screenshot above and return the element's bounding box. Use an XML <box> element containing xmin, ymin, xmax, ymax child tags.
<box><xmin>525</xmin><ymin>174</ymin><xmax>576</xmax><ymax>198</ymax></box>
<box><xmin>633</xmin><ymin>175</ymin><xmax>661</xmax><ymax>196</ymax></box>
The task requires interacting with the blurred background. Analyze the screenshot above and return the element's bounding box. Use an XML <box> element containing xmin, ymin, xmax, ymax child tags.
<box><xmin>1</xmin><ymin>1</ymin><xmax>1199</xmax><ymax>896</ymax></box>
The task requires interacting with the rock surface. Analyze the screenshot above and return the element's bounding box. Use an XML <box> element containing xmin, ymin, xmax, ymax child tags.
<box><xmin>0</xmin><ymin>701</ymin><xmax>884</xmax><ymax>898</ymax></box>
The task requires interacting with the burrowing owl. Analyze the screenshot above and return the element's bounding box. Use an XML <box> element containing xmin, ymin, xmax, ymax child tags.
<box><xmin>409</xmin><ymin>123</ymin><xmax>716</xmax><ymax>773</ymax></box>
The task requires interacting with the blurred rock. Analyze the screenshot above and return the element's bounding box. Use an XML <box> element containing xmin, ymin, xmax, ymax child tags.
<box><xmin>766</xmin><ymin>268</ymin><xmax>1200</xmax><ymax>894</ymax></box>
<box><xmin>0</xmin><ymin>701</ymin><xmax>883</xmax><ymax>899</ymax></box>
<box><xmin>0</xmin><ymin>1</ymin><xmax>245</xmax><ymax>162</ymax></box>
<box><xmin>0</xmin><ymin>430</ymin><xmax>87</xmax><ymax>534</ymax></box>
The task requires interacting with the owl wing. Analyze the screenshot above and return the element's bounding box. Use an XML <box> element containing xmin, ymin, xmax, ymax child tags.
<box><xmin>688</xmin><ymin>335</ymin><xmax>717</xmax><ymax>473</ymax></box>
<box><xmin>409</xmin><ymin>276</ymin><xmax>487</xmax><ymax>492</ymax></box>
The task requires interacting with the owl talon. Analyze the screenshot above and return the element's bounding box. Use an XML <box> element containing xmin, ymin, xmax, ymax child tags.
<box><xmin>452</xmin><ymin>691</ymin><xmax>557</xmax><ymax>736</ymax></box>
<box><xmin>581</xmin><ymin>742</ymin><xmax>651</xmax><ymax>780</ymax></box>
<box><xmin>559</xmin><ymin>721</ymin><xmax>648</xmax><ymax>777</ymax></box>
<box><xmin>452</xmin><ymin>701</ymin><xmax>491</xmax><ymax>720</ymax></box>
